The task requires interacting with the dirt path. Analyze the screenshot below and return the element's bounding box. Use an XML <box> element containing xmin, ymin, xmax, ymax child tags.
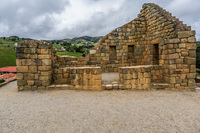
<box><xmin>0</xmin><ymin>81</ymin><xmax>200</xmax><ymax>133</ymax></box>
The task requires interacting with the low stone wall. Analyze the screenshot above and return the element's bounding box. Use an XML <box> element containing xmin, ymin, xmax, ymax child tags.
<box><xmin>70</xmin><ymin>67</ymin><xmax>102</xmax><ymax>90</ymax></box>
<box><xmin>53</xmin><ymin>67</ymin><xmax>102</xmax><ymax>90</ymax></box>
<box><xmin>16</xmin><ymin>41</ymin><xmax>53</xmax><ymax>90</ymax></box>
<box><xmin>119</xmin><ymin>65</ymin><xmax>163</xmax><ymax>90</ymax></box>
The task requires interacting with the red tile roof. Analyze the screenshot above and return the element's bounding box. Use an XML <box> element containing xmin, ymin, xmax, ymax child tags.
<box><xmin>0</xmin><ymin>73</ymin><xmax>16</xmax><ymax>81</ymax></box>
<box><xmin>0</xmin><ymin>67</ymin><xmax>16</xmax><ymax>73</ymax></box>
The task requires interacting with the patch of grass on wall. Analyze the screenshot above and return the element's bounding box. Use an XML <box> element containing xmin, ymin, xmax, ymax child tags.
<box><xmin>56</xmin><ymin>51</ymin><xmax>83</xmax><ymax>57</ymax></box>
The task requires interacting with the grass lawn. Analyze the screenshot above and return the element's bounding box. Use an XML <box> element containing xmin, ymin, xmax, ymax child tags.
<box><xmin>0</xmin><ymin>48</ymin><xmax>16</xmax><ymax>67</ymax></box>
<box><xmin>56</xmin><ymin>51</ymin><xmax>83</xmax><ymax>57</ymax></box>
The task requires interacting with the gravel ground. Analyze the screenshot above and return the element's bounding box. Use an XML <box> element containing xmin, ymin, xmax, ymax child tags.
<box><xmin>0</xmin><ymin>81</ymin><xmax>200</xmax><ymax>133</ymax></box>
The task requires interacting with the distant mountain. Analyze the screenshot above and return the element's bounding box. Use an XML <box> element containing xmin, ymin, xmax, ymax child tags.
<box><xmin>51</xmin><ymin>36</ymin><xmax>103</xmax><ymax>45</ymax></box>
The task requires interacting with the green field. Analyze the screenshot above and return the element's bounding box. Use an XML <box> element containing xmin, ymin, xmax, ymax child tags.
<box><xmin>56</xmin><ymin>51</ymin><xmax>83</xmax><ymax>57</ymax></box>
<box><xmin>0</xmin><ymin>48</ymin><xmax>16</xmax><ymax>67</ymax></box>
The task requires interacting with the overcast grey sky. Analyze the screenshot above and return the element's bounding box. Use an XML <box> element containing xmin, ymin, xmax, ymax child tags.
<box><xmin>0</xmin><ymin>0</ymin><xmax>199</xmax><ymax>40</ymax></box>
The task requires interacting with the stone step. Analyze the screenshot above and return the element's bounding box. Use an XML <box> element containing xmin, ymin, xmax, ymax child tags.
<box><xmin>102</xmin><ymin>83</ymin><xmax>124</xmax><ymax>90</ymax></box>
<box><xmin>48</xmin><ymin>84</ymin><xmax>73</xmax><ymax>90</ymax></box>
<box><xmin>151</xmin><ymin>83</ymin><xmax>170</xmax><ymax>90</ymax></box>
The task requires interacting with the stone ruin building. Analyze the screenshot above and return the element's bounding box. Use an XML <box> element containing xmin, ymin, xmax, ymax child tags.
<box><xmin>16</xmin><ymin>3</ymin><xmax>196</xmax><ymax>91</ymax></box>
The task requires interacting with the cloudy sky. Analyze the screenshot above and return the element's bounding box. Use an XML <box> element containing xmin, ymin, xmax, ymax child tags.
<box><xmin>0</xmin><ymin>0</ymin><xmax>199</xmax><ymax>40</ymax></box>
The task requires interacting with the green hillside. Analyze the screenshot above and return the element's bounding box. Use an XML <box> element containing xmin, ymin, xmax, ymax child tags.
<box><xmin>0</xmin><ymin>36</ymin><xmax>102</xmax><ymax>68</ymax></box>
<box><xmin>0</xmin><ymin>48</ymin><xmax>16</xmax><ymax>67</ymax></box>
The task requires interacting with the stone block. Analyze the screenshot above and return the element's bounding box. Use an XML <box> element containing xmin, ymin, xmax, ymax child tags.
<box><xmin>16</xmin><ymin>54</ymin><xmax>26</xmax><ymax>59</ymax></box>
<box><xmin>27</xmin><ymin>80</ymin><xmax>35</xmax><ymax>86</ymax></box>
<box><xmin>188</xmin><ymin>79</ymin><xmax>195</xmax><ymax>86</ymax></box>
<box><xmin>42</xmin><ymin>81</ymin><xmax>51</xmax><ymax>86</ymax></box>
<box><xmin>184</xmin><ymin>57</ymin><xmax>195</xmax><ymax>65</ymax></box>
<box><xmin>189</xmin><ymin>50</ymin><xmax>196</xmax><ymax>57</ymax></box>
<box><xmin>30</xmin><ymin>48</ymin><xmax>36</xmax><ymax>54</ymax></box>
<box><xmin>18</xmin><ymin>86</ymin><xmax>24</xmax><ymax>91</ymax></box>
<box><xmin>29</xmin><ymin>42</ymin><xmax>38</xmax><ymax>48</ymax></box>
<box><xmin>181</xmin><ymin>38</ymin><xmax>188</xmax><ymax>43</ymax></box>
<box><xmin>31</xmin><ymin>86</ymin><xmax>38</xmax><ymax>90</ymax></box>
<box><xmin>16</xmin><ymin>47</ymin><xmax>24</xmax><ymax>53</ymax></box>
<box><xmin>187</xmin><ymin>73</ymin><xmax>196</xmax><ymax>79</ymax></box>
<box><xmin>169</xmin><ymin>77</ymin><xmax>176</xmax><ymax>84</ymax></box>
<box><xmin>38</xmin><ymin>55</ymin><xmax>51</xmax><ymax>59</ymax></box>
<box><xmin>41</xmin><ymin>49</ymin><xmax>49</xmax><ymax>54</ymax></box>
<box><xmin>24</xmin><ymin>48</ymin><xmax>31</xmax><ymax>54</ymax></box>
<box><xmin>24</xmin><ymin>85</ymin><xmax>32</xmax><ymax>90</ymax></box>
<box><xmin>175</xmin><ymin>59</ymin><xmax>183</xmax><ymax>64</ymax></box>
<box><xmin>29</xmin><ymin>66</ymin><xmax>37</xmax><ymax>73</ymax></box>
<box><xmin>28</xmin><ymin>54</ymin><xmax>38</xmax><ymax>59</ymax></box>
<box><xmin>38</xmin><ymin>86</ymin><xmax>46</xmax><ymax>90</ymax></box>
<box><xmin>17</xmin><ymin>66</ymin><xmax>28</xmax><ymax>72</ymax></box>
<box><xmin>24</xmin><ymin>73</ymin><xmax>35</xmax><ymax>80</ymax></box>
<box><xmin>165</xmin><ymin>38</ymin><xmax>180</xmax><ymax>44</ymax></box>
<box><xmin>38</xmin><ymin>66</ymin><xmax>52</xmax><ymax>71</ymax></box>
<box><xmin>190</xmin><ymin>65</ymin><xmax>196</xmax><ymax>73</ymax></box>
<box><xmin>178</xmin><ymin>31</ymin><xmax>190</xmax><ymax>38</ymax></box>
<box><xmin>17</xmin><ymin>73</ymin><xmax>23</xmax><ymax>80</ymax></box>
<box><xmin>42</xmin><ymin>59</ymin><xmax>52</xmax><ymax>66</ymax></box>
<box><xmin>181</xmin><ymin>51</ymin><xmax>188</xmax><ymax>57</ymax></box>
<box><xmin>186</xmin><ymin>43</ymin><xmax>196</xmax><ymax>50</ymax></box>
<box><xmin>188</xmin><ymin>37</ymin><xmax>196</xmax><ymax>43</ymax></box>
<box><xmin>35</xmin><ymin>74</ymin><xmax>39</xmax><ymax>80</ymax></box>
<box><xmin>145</xmin><ymin>78</ymin><xmax>151</xmax><ymax>84</ymax></box>
<box><xmin>168</xmin><ymin>53</ymin><xmax>179</xmax><ymax>59</ymax></box>
<box><xmin>180</xmin><ymin>74</ymin><xmax>186</xmax><ymax>79</ymax></box>
<box><xmin>35</xmin><ymin>80</ymin><xmax>42</xmax><ymax>86</ymax></box>
<box><xmin>17</xmin><ymin>80</ymin><xmax>27</xmax><ymax>86</ymax></box>
<box><xmin>41</xmin><ymin>71</ymin><xmax>52</xmax><ymax>76</ymax></box>
<box><xmin>179</xmin><ymin>43</ymin><xmax>186</xmax><ymax>48</ymax></box>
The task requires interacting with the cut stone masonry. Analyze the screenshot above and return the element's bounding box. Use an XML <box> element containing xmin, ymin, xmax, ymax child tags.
<box><xmin>16</xmin><ymin>3</ymin><xmax>196</xmax><ymax>91</ymax></box>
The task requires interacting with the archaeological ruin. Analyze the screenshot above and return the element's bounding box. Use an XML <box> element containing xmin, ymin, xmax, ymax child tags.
<box><xmin>16</xmin><ymin>3</ymin><xmax>196</xmax><ymax>91</ymax></box>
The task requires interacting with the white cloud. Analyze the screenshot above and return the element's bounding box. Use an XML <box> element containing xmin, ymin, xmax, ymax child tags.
<box><xmin>0</xmin><ymin>0</ymin><xmax>199</xmax><ymax>40</ymax></box>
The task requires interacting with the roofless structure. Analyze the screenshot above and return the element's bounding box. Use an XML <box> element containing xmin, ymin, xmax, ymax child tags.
<box><xmin>16</xmin><ymin>3</ymin><xmax>196</xmax><ymax>91</ymax></box>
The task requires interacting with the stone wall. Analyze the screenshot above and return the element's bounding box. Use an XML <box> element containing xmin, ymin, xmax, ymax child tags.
<box><xmin>118</xmin><ymin>65</ymin><xmax>163</xmax><ymax>90</ymax></box>
<box><xmin>16</xmin><ymin>41</ymin><xmax>53</xmax><ymax>90</ymax></box>
<box><xmin>161</xmin><ymin>31</ymin><xmax>196</xmax><ymax>90</ymax></box>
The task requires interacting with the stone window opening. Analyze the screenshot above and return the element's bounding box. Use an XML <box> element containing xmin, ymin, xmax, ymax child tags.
<box><xmin>153</xmin><ymin>44</ymin><xmax>159</xmax><ymax>65</ymax></box>
<box><xmin>128</xmin><ymin>45</ymin><xmax>135</xmax><ymax>59</ymax></box>
<box><xmin>109</xmin><ymin>46</ymin><xmax>117</xmax><ymax>60</ymax></box>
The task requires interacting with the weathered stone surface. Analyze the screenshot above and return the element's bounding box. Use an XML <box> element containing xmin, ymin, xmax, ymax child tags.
<box><xmin>27</xmin><ymin>80</ymin><xmax>35</xmax><ymax>86</ymax></box>
<box><xmin>38</xmin><ymin>55</ymin><xmax>51</xmax><ymax>59</ymax></box>
<box><xmin>17</xmin><ymin>80</ymin><xmax>27</xmax><ymax>86</ymax></box>
<box><xmin>168</xmin><ymin>53</ymin><xmax>179</xmax><ymax>59</ymax></box>
<box><xmin>29</xmin><ymin>66</ymin><xmax>37</xmax><ymax>73</ymax></box>
<box><xmin>17</xmin><ymin>73</ymin><xmax>23</xmax><ymax>80</ymax></box>
<box><xmin>188</xmin><ymin>37</ymin><xmax>196</xmax><ymax>43</ymax></box>
<box><xmin>165</xmin><ymin>38</ymin><xmax>180</xmax><ymax>44</ymax></box>
<box><xmin>184</xmin><ymin>57</ymin><xmax>195</xmax><ymax>65</ymax></box>
<box><xmin>42</xmin><ymin>59</ymin><xmax>51</xmax><ymax>66</ymax></box>
<box><xmin>38</xmin><ymin>66</ymin><xmax>52</xmax><ymax>71</ymax></box>
<box><xmin>178</xmin><ymin>31</ymin><xmax>190</xmax><ymax>38</ymax></box>
<box><xmin>39</xmin><ymin>76</ymin><xmax>51</xmax><ymax>81</ymax></box>
<box><xmin>17</xmin><ymin>66</ymin><xmax>28</xmax><ymax>72</ymax></box>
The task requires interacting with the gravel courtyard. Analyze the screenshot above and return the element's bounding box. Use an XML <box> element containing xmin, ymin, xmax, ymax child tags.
<box><xmin>0</xmin><ymin>81</ymin><xmax>200</xmax><ymax>133</ymax></box>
